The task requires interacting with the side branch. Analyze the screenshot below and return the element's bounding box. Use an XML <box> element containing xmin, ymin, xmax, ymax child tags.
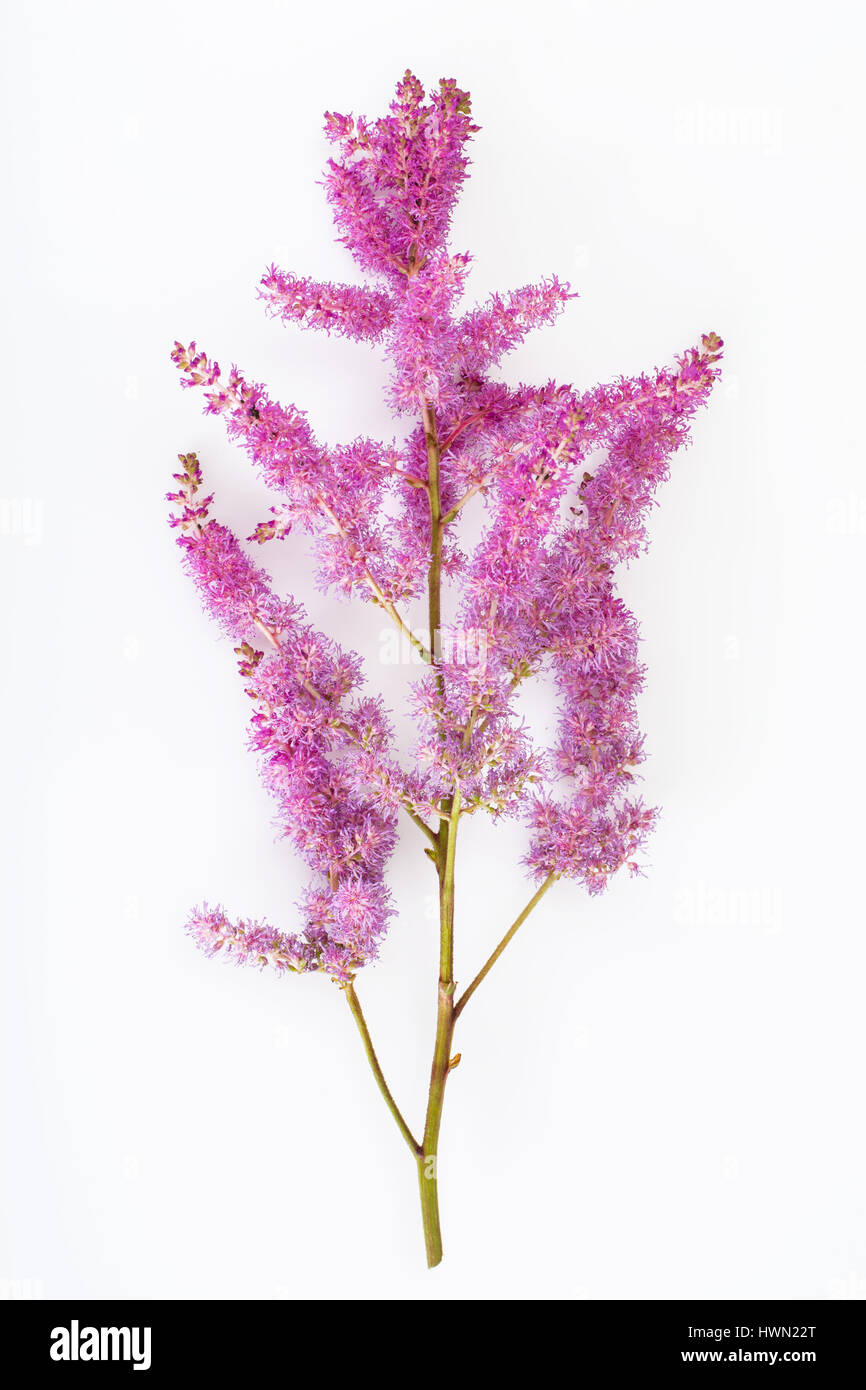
<box><xmin>253</xmin><ymin>618</ymin><xmax>436</xmax><ymax>849</ymax></box>
<box><xmin>344</xmin><ymin>982</ymin><xmax>421</xmax><ymax>1157</ymax></box>
<box><xmin>454</xmin><ymin>872</ymin><xmax>558</xmax><ymax>1018</ymax></box>
<box><xmin>317</xmin><ymin>497</ymin><xmax>433</xmax><ymax>664</ymax></box>
<box><xmin>441</xmin><ymin>424</ymin><xmax>575</xmax><ymax>529</ymax></box>
<box><xmin>404</xmin><ymin>806</ymin><xmax>440</xmax><ymax>849</ymax></box>
<box><xmin>375</xmin><ymin>593</ymin><xmax>433</xmax><ymax>666</ymax></box>
<box><xmin>441</xmin><ymin>482</ymin><xmax>484</xmax><ymax>526</ymax></box>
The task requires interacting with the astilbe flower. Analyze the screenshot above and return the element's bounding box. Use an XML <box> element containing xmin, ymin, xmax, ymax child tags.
<box><xmin>167</xmin><ymin>73</ymin><xmax>722</xmax><ymax>1266</ymax></box>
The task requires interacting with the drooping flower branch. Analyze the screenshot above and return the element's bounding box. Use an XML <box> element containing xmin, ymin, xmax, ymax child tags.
<box><xmin>167</xmin><ymin>72</ymin><xmax>722</xmax><ymax>1266</ymax></box>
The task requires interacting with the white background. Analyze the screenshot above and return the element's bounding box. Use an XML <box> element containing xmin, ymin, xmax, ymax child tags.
<box><xmin>3</xmin><ymin>0</ymin><xmax>864</xmax><ymax>1301</ymax></box>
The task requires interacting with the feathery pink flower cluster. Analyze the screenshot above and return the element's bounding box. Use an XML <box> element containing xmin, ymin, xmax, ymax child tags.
<box><xmin>169</xmin><ymin>72</ymin><xmax>722</xmax><ymax>982</ymax></box>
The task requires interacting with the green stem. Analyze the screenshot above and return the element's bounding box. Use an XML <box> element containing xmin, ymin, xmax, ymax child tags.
<box><xmin>423</xmin><ymin>404</ymin><xmax>442</xmax><ymax>666</ymax></box>
<box><xmin>454</xmin><ymin>873</ymin><xmax>557</xmax><ymax>1019</ymax></box>
<box><xmin>341</xmin><ymin>390</ymin><xmax>556</xmax><ymax>1268</ymax></box>
<box><xmin>414</xmin><ymin>403</ymin><xmax>463</xmax><ymax>1266</ymax></box>
<box><xmin>343</xmin><ymin>982</ymin><xmax>421</xmax><ymax>1158</ymax></box>
<box><xmin>417</xmin><ymin>977</ymin><xmax>456</xmax><ymax>1266</ymax></box>
<box><xmin>437</xmin><ymin>792</ymin><xmax>460</xmax><ymax>980</ymax></box>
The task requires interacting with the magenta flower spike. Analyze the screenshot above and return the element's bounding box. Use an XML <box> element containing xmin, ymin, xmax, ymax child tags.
<box><xmin>167</xmin><ymin>72</ymin><xmax>722</xmax><ymax>1267</ymax></box>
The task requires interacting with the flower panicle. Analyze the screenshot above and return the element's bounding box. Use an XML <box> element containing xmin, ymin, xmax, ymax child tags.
<box><xmin>169</xmin><ymin>72</ymin><xmax>723</xmax><ymax>978</ymax></box>
<box><xmin>185</xmin><ymin>905</ymin><xmax>318</xmax><ymax>974</ymax></box>
<box><xmin>259</xmin><ymin>266</ymin><xmax>394</xmax><ymax>343</ymax></box>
